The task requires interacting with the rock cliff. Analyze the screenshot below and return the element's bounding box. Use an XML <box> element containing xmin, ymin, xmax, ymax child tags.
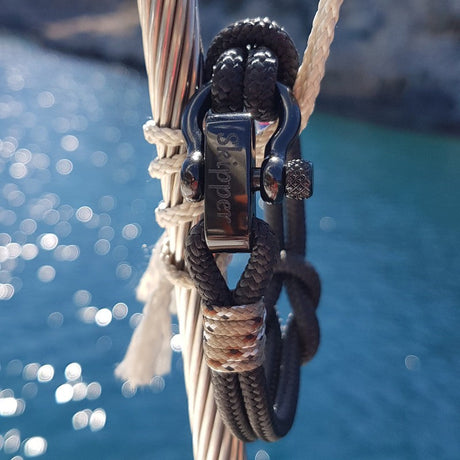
<box><xmin>1</xmin><ymin>0</ymin><xmax>458</xmax><ymax>134</ymax></box>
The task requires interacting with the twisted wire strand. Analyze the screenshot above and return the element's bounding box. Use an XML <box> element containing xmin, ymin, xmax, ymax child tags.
<box><xmin>136</xmin><ymin>1</ymin><xmax>246</xmax><ymax>459</ymax></box>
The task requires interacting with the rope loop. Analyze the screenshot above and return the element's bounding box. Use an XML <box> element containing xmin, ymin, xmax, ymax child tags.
<box><xmin>148</xmin><ymin>153</ymin><xmax>187</xmax><ymax>179</ymax></box>
<box><xmin>184</xmin><ymin>17</ymin><xmax>322</xmax><ymax>443</ymax></box>
<box><xmin>143</xmin><ymin>119</ymin><xmax>185</xmax><ymax>147</ymax></box>
<box><xmin>155</xmin><ymin>200</ymin><xmax>203</xmax><ymax>228</ymax></box>
<box><xmin>205</xmin><ymin>17</ymin><xmax>299</xmax><ymax>88</ymax></box>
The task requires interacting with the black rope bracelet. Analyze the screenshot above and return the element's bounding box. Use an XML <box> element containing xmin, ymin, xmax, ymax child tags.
<box><xmin>182</xmin><ymin>17</ymin><xmax>321</xmax><ymax>442</ymax></box>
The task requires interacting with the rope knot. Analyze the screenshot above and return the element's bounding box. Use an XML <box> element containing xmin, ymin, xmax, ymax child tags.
<box><xmin>275</xmin><ymin>250</ymin><xmax>321</xmax><ymax>308</ymax></box>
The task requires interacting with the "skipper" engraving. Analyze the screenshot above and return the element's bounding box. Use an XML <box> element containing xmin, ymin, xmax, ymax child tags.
<box><xmin>204</xmin><ymin>112</ymin><xmax>252</xmax><ymax>252</ymax></box>
<box><xmin>208</xmin><ymin>132</ymin><xmax>242</xmax><ymax>224</ymax></box>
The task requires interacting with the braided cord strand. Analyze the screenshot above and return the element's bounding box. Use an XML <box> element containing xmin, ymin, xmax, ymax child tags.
<box><xmin>294</xmin><ymin>0</ymin><xmax>344</xmax><ymax>132</ymax></box>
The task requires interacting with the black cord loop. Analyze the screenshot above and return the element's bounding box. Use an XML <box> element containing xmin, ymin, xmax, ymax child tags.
<box><xmin>183</xmin><ymin>17</ymin><xmax>321</xmax><ymax>443</ymax></box>
<box><xmin>205</xmin><ymin>17</ymin><xmax>299</xmax><ymax>88</ymax></box>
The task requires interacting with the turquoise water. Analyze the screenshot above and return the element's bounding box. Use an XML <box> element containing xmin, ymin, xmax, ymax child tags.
<box><xmin>0</xmin><ymin>35</ymin><xmax>459</xmax><ymax>459</ymax></box>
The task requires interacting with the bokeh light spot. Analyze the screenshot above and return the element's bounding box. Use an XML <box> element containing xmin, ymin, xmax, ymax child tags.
<box><xmin>255</xmin><ymin>450</ymin><xmax>270</xmax><ymax>460</ymax></box>
<box><xmin>47</xmin><ymin>311</ymin><xmax>64</xmax><ymax>328</ymax></box>
<box><xmin>78</xmin><ymin>306</ymin><xmax>98</xmax><ymax>324</ymax></box>
<box><xmin>0</xmin><ymin>397</ymin><xmax>18</xmax><ymax>417</ymax></box>
<box><xmin>39</xmin><ymin>233</ymin><xmax>59</xmax><ymax>250</ymax></box>
<box><xmin>19</xmin><ymin>219</ymin><xmax>37</xmax><ymax>235</ymax></box>
<box><xmin>3</xmin><ymin>429</ymin><xmax>21</xmax><ymax>454</ymax></box>
<box><xmin>21</xmin><ymin>243</ymin><xmax>39</xmax><ymax>261</ymax></box>
<box><xmin>129</xmin><ymin>313</ymin><xmax>143</xmax><ymax>329</ymax></box>
<box><xmin>37</xmin><ymin>364</ymin><xmax>54</xmax><ymax>383</ymax></box>
<box><xmin>37</xmin><ymin>90</ymin><xmax>55</xmax><ymax>108</ymax></box>
<box><xmin>37</xmin><ymin>265</ymin><xmax>56</xmax><ymax>283</ymax></box>
<box><xmin>98</xmin><ymin>195</ymin><xmax>116</xmax><ymax>212</ymax></box>
<box><xmin>9</xmin><ymin>162</ymin><xmax>28</xmax><ymax>179</ymax></box>
<box><xmin>54</xmin><ymin>245</ymin><xmax>80</xmax><ymax>262</ymax></box>
<box><xmin>121</xmin><ymin>223</ymin><xmax>140</xmax><ymax>240</ymax></box>
<box><xmin>0</xmin><ymin>283</ymin><xmax>15</xmax><ymax>300</ymax></box>
<box><xmin>56</xmin><ymin>158</ymin><xmax>73</xmax><ymax>175</ymax></box>
<box><xmin>98</xmin><ymin>225</ymin><xmax>115</xmax><ymax>241</ymax></box>
<box><xmin>91</xmin><ymin>150</ymin><xmax>108</xmax><ymax>167</ymax></box>
<box><xmin>112</xmin><ymin>302</ymin><xmax>128</xmax><ymax>320</ymax></box>
<box><xmin>170</xmin><ymin>334</ymin><xmax>183</xmax><ymax>353</ymax></box>
<box><xmin>55</xmin><ymin>384</ymin><xmax>73</xmax><ymax>404</ymax></box>
<box><xmin>121</xmin><ymin>381</ymin><xmax>137</xmax><ymax>399</ymax></box>
<box><xmin>86</xmin><ymin>382</ymin><xmax>102</xmax><ymax>400</ymax></box>
<box><xmin>89</xmin><ymin>408</ymin><xmax>106</xmax><ymax>432</ymax></box>
<box><xmin>23</xmin><ymin>436</ymin><xmax>47</xmax><ymax>457</ymax></box>
<box><xmin>76</xmin><ymin>206</ymin><xmax>93</xmax><ymax>223</ymax></box>
<box><xmin>6</xmin><ymin>359</ymin><xmax>23</xmax><ymax>376</ymax></box>
<box><xmin>22</xmin><ymin>363</ymin><xmax>40</xmax><ymax>380</ymax></box>
<box><xmin>73</xmin><ymin>289</ymin><xmax>92</xmax><ymax>307</ymax></box>
<box><xmin>65</xmin><ymin>362</ymin><xmax>82</xmax><ymax>381</ymax></box>
<box><xmin>94</xmin><ymin>239</ymin><xmax>110</xmax><ymax>256</ymax></box>
<box><xmin>22</xmin><ymin>382</ymin><xmax>38</xmax><ymax>400</ymax></box>
<box><xmin>72</xmin><ymin>382</ymin><xmax>87</xmax><ymax>401</ymax></box>
<box><xmin>95</xmin><ymin>308</ymin><xmax>112</xmax><ymax>327</ymax></box>
<box><xmin>116</xmin><ymin>263</ymin><xmax>132</xmax><ymax>280</ymax></box>
<box><xmin>72</xmin><ymin>410</ymin><xmax>89</xmax><ymax>430</ymax></box>
<box><xmin>405</xmin><ymin>354</ymin><xmax>421</xmax><ymax>371</ymax></box>
<box><xmin>60</xmin><ymin>135</ymin><xmax>79</xmax><ymax>152</ymax></box>
<box><xmin>96</xmin><ymin>335</ymin><xmax>112</xmax><ymax>353</ymax></box>
<box><xmin>150</xmin><ymin>376</ymin><xmax>165</xmax><ymax>393</ymax></box>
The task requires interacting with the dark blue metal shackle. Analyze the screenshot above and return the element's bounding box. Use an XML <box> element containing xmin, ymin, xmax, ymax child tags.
<box><xmin>180</xmin><ymin>82</ymin><xmax>301</xmax><ymax>204</ymax></box>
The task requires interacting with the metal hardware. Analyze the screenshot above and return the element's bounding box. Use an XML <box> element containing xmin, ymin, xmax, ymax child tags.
<box><xmin>181</xmin><ymin>83</ymin><xmax>212</xmax><ymax>202</ymax></box>
<box><xmin>260</xmin><ymin>83</ymin><xmax>301</xmax><ymax>203</ymax></box>
<box><xmin>181</xmin><ymin>82</ymin><xmax>313</xmax><ymax>251</ymax></box>
<box><xmin>204</xmin><ymin>113</ymin><xmax>255</xmax><ymax>252</ymax></box>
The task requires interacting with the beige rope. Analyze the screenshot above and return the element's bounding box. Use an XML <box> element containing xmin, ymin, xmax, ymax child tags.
<box><xmin>202</xmin><ymin>302</ymin><xmax>265</xmax><ymax>321</ymax></box>
<box><xmin>294</xmin><ymin>0</ymin><xmax>344</xmax><ymax>132</ymax></box>
<box><xmin>148</xmin><ymin>153</ymin><xmax>187</xmax><ymax>178</ymax></box>
<box><xmin>155</xmin><ymin>200</ymin><xmax>204</xmax><ymax>228</ymax></box>
<box><xmin>160</xmin><ymin>237</ymin><xmax>195</xmax><ymax>289</ymax></box>
<box><xmin>203</xmin><ymin>316</ymin><xmax>264</xmax><ymax>337</ymax></box>
<box><xmin>144</xmin><ymin>119</ymin><xmax>185</xmax><ymax>146</ymax></box>
<box><xmin>203</xmin><ymin>328</ymin><xmax>265</xmax><ymax>350</ymax></box>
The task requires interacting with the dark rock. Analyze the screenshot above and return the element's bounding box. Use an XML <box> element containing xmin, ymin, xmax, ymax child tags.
<box><xmin>0</xmin><ymin>0</ymin><xmax>458</xmax><ymax>134</ymax></box>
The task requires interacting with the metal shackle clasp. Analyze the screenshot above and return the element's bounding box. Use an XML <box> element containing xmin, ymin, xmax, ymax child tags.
<box><xmin>180</xmin><ymin>82</ymin><xmax>313</xmax><ymax>251</ymax></box>
<box><xmin>180</xmin><ymin>82</ymin><xmax>212</xmax><ymax>202</ymax></box>
<box><xmin>260</xmin><ymin>83</ymin><xmax>301</xmax><ymax>203</ymax></box>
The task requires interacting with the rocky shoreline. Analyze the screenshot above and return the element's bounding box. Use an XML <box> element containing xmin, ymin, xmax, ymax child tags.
<box><xmin>1</xmin><ymin>0</ymin><xmax>458</xmax><ymax>135</ymax></box>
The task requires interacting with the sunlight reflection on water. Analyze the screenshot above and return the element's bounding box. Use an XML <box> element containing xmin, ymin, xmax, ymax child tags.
<box><xmin>0</xmin><ymin>34</ymin><xmax>165</xmax><ymax>459</ymax></box>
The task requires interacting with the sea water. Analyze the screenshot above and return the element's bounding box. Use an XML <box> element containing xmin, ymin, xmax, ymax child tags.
<box><xmin>0</xmin><ymin>35</ymin><xmax>459</xmax><ymax>460</ymax></box>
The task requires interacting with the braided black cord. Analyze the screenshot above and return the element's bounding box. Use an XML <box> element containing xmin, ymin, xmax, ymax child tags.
<box><xmin>244</xmin><ymin>47</ymin><xmax>278</xmax><ymax>121</ymax></box>
<box><xmin>185</xmin><ymin>218</ymin><xmax>279</xmax><ymax>442</ymax></box>
<box><xmin>211</xmin><ymin>48</ymin><xmax>246</xmax><ymax>114</ymax></box>
<box><xmin>274</xmin><ymin>138</ymin><xmax>321</xmax><ymax>364</ymax></box>
<box><xmin>205</xmin><ymin>17</ymin><xmax>299</xmax><ymax>88</ymax></box>
<box><xmin>184</xmin><ymin>17</ymin><xmax>321</xmax><ymax>443</ymax></box>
